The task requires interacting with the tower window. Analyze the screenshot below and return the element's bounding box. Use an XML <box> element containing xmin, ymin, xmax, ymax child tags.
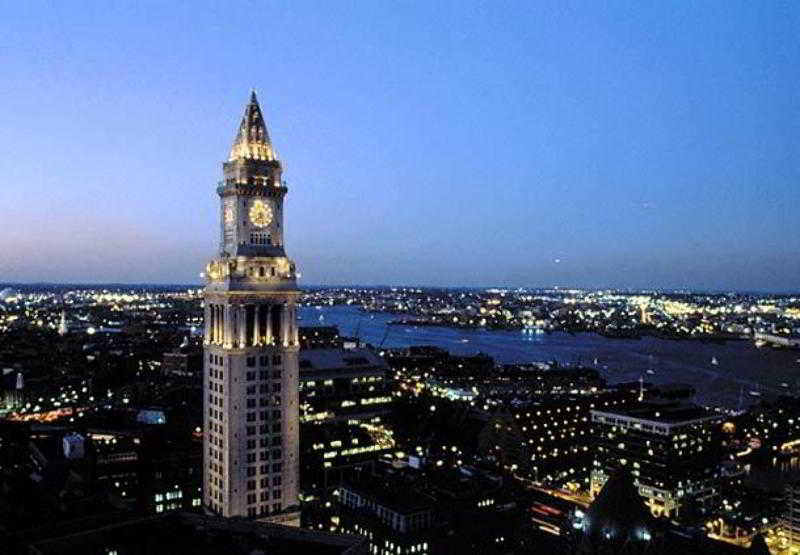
<box><xmin>250</xmin><ymin>232</ymin><xmax>271</xmax><ymax>245</ymax></box>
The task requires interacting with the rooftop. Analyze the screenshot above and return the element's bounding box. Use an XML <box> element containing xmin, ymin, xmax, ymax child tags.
<box><xmin>299</xmin><ymin>348</ymin><xmax>388</xmax><ymax>373</ymax></box>
<box><xmin>27</xmin><ymin>512</ymin><xmax>367</xmax><ymax>555</ymax></box>
<box><xmin>593</xmin><ymin>398</ymin><xmax>722</xmax><ymax>426</ymax></box>
<box><xmin>341</xmin><ymin>472</ymin><xmax>436</xmax><ymax>515</ymax></box>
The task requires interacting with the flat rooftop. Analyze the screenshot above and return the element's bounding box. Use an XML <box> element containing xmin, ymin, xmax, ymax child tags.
<box><xmin>593</xmin><ymin>399</ymin><xmax>722</xmax><ymax>426</ymax></box>
<box><xmin>341</xmin><ymin>473</ymin><xmax>436</xmax><ymax>515</ymax></box>
<box><xmin>27</xmin><ymin>512</ymin><xmax>366</xmax><ymax>555</ymax></box>
<box><xmin>299</xmin><ymin>348</ymin><xmax>388</xmax><ymax>374</ymax></box>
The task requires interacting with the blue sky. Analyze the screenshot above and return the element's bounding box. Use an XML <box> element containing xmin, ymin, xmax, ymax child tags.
<box><xmin>0</xmin><ymin>1</ymin><xmax>797</xmax><ymax>290</ymax></box>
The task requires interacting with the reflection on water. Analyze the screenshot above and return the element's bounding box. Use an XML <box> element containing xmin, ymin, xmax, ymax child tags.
<box><xmin>300</xmin><ymin>305</ymin><xmax>800</xmax><ymax>410</ymax></box>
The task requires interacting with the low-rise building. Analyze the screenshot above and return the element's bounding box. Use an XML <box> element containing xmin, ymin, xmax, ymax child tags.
<box><xmin>591</xmin><ymin>399</ymin><xmax>724</xmax><ymax>518</ymax></box>
<box><xmin>299</xmin><ymin>349</ymin><xmax>392</xmax><ymax>425</ymax></box>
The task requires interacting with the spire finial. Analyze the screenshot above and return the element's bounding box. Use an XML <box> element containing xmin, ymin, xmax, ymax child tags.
<box><xmin>228</xmin><ymin>90</ymin><xmax>275</xmax><ymax>162</ymax></box>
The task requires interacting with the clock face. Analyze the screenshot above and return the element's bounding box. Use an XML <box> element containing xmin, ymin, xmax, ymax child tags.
<box><xmin>249</xmin><ymin>200</ymin><xmax>273</xmax><ymax>228</ymax></box>
<box><xmin>224</xmin><ymin>205</ymin><xmax>234</xmax><ymax>225</ymax></box>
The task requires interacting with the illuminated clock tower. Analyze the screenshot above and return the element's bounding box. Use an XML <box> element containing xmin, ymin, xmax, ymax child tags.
<box><xmin>203</xmin><ymin>91</ymin><xmax>300</xmax><ymax>524</ymax></box>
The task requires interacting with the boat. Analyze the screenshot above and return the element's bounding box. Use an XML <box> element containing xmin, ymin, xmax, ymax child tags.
<box><xmin>711</xmin><ymin>357</ymin><xmax>719</xmax><ymax>366</ymax></box>
<box><xmin>748</xmin><ymin>390</ymin><xmax>762</xmax><ymax>397</ymax></box>
<box><xmin>646</xmin><ymin>369</ymin><xmax>655</xmax><ymax>375</ymax></box>
<box><xmin>460</xmin><ymin>339</ymin><xmax>470</xmax><ymax>343</ymax></box>
<box><xmin>781</xmin><ymin>382</ymin><xmax>789</xmax><ymax>388</ymax></box>
<box><xmin>593</xmin><ymin>357</ymin><xmax>599</xmax><ymax>365</ymax></box>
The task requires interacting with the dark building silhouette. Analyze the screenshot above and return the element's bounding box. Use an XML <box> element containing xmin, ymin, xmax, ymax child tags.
<box><xmin>575</xmin><ymin>469</ymin><xmax>661</xmax><ymax>554</ymax></box>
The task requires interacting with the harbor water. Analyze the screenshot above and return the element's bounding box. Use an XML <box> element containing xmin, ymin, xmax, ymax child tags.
<box><xmin>300</xmin><ymin>305</ymin><xmax>800</xmax><ymax>410</ymax></box>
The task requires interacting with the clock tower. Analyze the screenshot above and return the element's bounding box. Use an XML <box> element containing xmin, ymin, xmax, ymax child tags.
<box><xmin>203</xmin><ymin>91</ymin><xmax>300</xmax><ymax>525</ymax></box>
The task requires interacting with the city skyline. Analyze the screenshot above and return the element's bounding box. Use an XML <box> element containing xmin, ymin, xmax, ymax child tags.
<box><xmin>1</xmin><ymin>2</ymin><xmax>798</xmax><ymax>291</ymax></box>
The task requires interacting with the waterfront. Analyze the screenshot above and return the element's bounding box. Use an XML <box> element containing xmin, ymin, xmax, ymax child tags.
<box><xmin>300</xmin><ymin>305</ymin><xmax>800</xmax><ymax>410</ymax></box>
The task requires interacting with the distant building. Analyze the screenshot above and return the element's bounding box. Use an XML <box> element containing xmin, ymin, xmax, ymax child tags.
<box><xmin>161</xmin><ymin>347</ymin><xmax>202</xmax><ymax>378</ymax></box>
<box><xmin>733</xmin><ymin>396</ymin><xmax>800</xmax><ymax>456</ymax></box>
<box><xmin>590</xmin><ymin>398</ymin><xmax>724</xmax><ymax>518</ymax></box>
<box><xmin>321</xmin><ymin>464</ymin><xmax>520</xmax><ymax>555</ymax></box>
<box><xmin>784</xmin><ymin>480</ymin><xmax>800</xmax><ymax>550</ymax></box>
<box><xmin>301</xmin><ymin>422</ymin><xmax>392</xmax><ymax>493</ymax></box>
<box><xmin>298</xmin><ymin>348</ymin><xmax>393</xmax><ymax>495</ymax></box>
<box><xmin>477</xmin><ymin>388</ymin><xmax>639</xmax><ymax>488</ymax></box>
<box><xmin>571</xmin><ymin>468</ymin><xmax>754</xmax><ymax>555</ymax></box>
<box><xmin>300</xmin><ymin>326</ymin><xmax>343</xmax><ymax>350</ymax></box>
<box><xmin>1</xmin><ymin>368</ymin><xmax>24</xmax><ymax>411</ymax></box>
<box><xmin>337</xmin><ymin>471</ymin><xmax>437</xmax><ymax>555</ymax></box>
<box><xmin>299</xmin><ymin>348</ymin><xmax>392</xmax><ymax>424</ymax></box>
<box><xmin>57</xmin><ymin>311</ymin><xmax>68</xmax><ymax>336</ymax></box>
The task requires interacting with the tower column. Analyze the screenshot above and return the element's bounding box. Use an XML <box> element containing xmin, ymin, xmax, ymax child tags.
<box><xmin>214</xmin><ymin>305</ymin><xmax>220</xmax><ymax>344</ymax></box>
<box><xmin>253</xmin><ymin>304</ymin><xmax>261</xmax><ymax>346</ymax></box>
<box><xmin>224</xmin><ymin>305</ymin><xmax>233</xmax><ymax>348</ymax></box>
<box><xmin>217</xmin><ymin>305</ymin><xmax>223</xmax><ymax>344</ymax></box>
<box><xmin>292</xmin><ymin>305</ymin><xmax>298</xmax><ymax>346</ymax></box>
<box><xmin>281</xmin><ymin>303</ymin><xmax>289</xmax><ymax>346</ymax></box>
<box><xmin>210</xmin><ymin>305</ymin><xmax>217</xmax><ymax>344</ymax></box>
<box><xmin>231</xmin><ymin>303</ymin><xmax>238</xmax><ymax>347</ymax></box>
<box><xmin>204</xmin><ymin>303</ymin><xmax>211</xmax><ymax>344</ymax></box>
<box><xmin>264</xmin><ymin>303</ymin><xmax>273</xmax><ymax>345</ymax></box>
<box><xmin>238</xmin><ymin>305</ymin><xmax>246</xmax><ymax>347</ymax></box>
<box><xmin>219</xmin><ymin>305</ymin><xmax>225</xmax><ymax>345</ymax></box>
<box><xmin>210</xmin><ymin>305</ymin><xmax>216</xmax><ymax>344</ymax></box>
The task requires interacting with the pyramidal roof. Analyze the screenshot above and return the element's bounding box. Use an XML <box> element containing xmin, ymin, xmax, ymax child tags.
<box><xmin>584</xmin><ymin>469</ymin><xmax>655</xmax><ymax>544</ymax></box>
<box><xmin>748</xmin><ymin>534</ymin><xmax>770</xmax><ymax>555</ymax></box>
<box><xmin>228</xmin><ymin>90</ymin><xmax>277</xmax><ymax>162</ymax></box>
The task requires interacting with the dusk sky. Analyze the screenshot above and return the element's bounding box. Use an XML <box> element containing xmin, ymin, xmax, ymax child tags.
<box><xmin>0</xmin><ymin>2</ymin><xmax>797</xmax><ymax>291</ymax></box>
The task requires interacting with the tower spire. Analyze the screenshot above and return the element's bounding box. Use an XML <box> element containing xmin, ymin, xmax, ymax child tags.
<box><xmin>229</xmin><ymin>91</ymin><xmax>276</xmax><ymax>162</ymax></box>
